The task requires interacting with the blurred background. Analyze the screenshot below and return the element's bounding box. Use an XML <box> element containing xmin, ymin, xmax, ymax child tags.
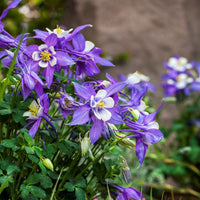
<box><xmin>1</xmin><ymin>1</ymin><xmax>200</xmax><ymax>199</ymax></box>
<box><xmin>1</xmin><ymin>0</ymin><xmax>200</xmax><ymax>125</ymax></box>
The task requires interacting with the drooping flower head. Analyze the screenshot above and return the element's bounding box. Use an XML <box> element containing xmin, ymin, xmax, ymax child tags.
<box><xmin>23</xmin><ymin>94</ymin><xmax>57</xmax><ymax>138</ymax></box>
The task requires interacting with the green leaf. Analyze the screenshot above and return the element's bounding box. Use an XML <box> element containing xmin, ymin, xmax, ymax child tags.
<box><xmin>40</xmin><ymin>174</ymin><xmax>53</xmax><ymax>189</ymax></box>
<box><xmin>0</xmin><ymin>175</ymin><xmax>12</xmax><ymax>194</ymax></box>
<box><xmin>33</xmin><ymin>146</ymin><xmax>43</xmax><ymax>157</ymax></box>
<box><xmin>1</xmin><ymin>138</ymin><xmax>16</xmax><ymax>148</ymax></box>
<box><xmin>75</xmin><ymin>176</ymin><xmax>86</xmax><ymax>188</ymax></box>
<box><xmin>75</xmin><ymin>187</ymin><xmax>85</xmax><ymax>200</ymax></box>
<box><xmin>20</xmin><ymin>184</ymin><xmax>30</xmax><ymax>198</ymax></box>
<box><xmin>38</xmin><ymin>160</ymin><xmax>47</xmax><ymax>175</ymax></box>
<box><xmin>64</xmin><ymin>182</ymin><xmax>74</xmax><ymax>192</ymax></box>
<box><xmin>27</xmin><ymin>173</ymin><xmax>41</xmax><ymax>185</ymax></box>
<box><xmin>12</xmin><ymin>108</ymin><xmax>24</xmax><ymax>123</ymax></box>
<box><xmin>0</xmin><ymin>109</ymin><xmax>12</xmax><ymax>115</ymax></box>
<box><xmin>6</xmin><ymin>165</ymin><xmax>20</xmax><ymax>175</ymax></box>
<box><xmin>58</xmin><ymin>143</ymin><xmax>70</xmax><ymax>155</ymax></box>
<box><xmin>29</xmin><ymin>186</ymin><xmax>46</xmax><ymax>198</ymax></box>
<box><xmin>24</xmin><ymin>132</ymin><xmax>33</xmax><ymax>145</ymax></box>
<box><xmin>25</xmin><ymin>146</ymin><xmax>34</xmax><ymax>154</ymax></box>
<box><xmin>0</xmin><ymin>101</ymin><xmax>10</xmax><ymax>109</ymax></box>
<box><xmin>28</xmin><ymin>155</ymin><xmax>39</xmax><ymax>163</ymax></box>
<box><xmin>51</xmin><ymin>121</ymin><xmax>60</xmax><ymax>132</ymax></box>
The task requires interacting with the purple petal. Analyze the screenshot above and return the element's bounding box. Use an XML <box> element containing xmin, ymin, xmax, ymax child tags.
<box><xmin>45</xmin><ymin>33</ymin><xmax>57</xmax><ymax>47</ymax></box>
<box><xmin>83</xmin><ymin>60</ymin><xmax>100</xmax><ymax>76</ymax></box>
<box><xmin>45</xmin><ymin>66</ymin><xmax>54</xmax><ymax>88</ymax></box>
<box><xmin>144</xmin><ymin>129</ymin><xmax>164</xmax><ymax>144</ymax></box>
<box><xmin>25</xmin><ymin>45</ymin><xmax>39</xmax><ymax>57</ymax></box>
<box><xmin>34</xmin><ymin>29</ymin><xmax>49</xmax><ymax>41</ymax></box>
<box><xmin>136</xmin><ymin>138</ymin><xmax>148</xmax><ymax>168</ymax></box>
<box><xmin>31</xmin><ymin>71</ymin><xmax>44</xmax><ymax>86</ymax></box>
<box><xmin>24</xmin><ymin>74</ymin><xmax>35</xmax><ymax>90</ymax></box>
<box><xmin>89</xmin><ymin>117</ymin><xmax>104</xmax><ymax>144</ymax></box>
<box><xmin>39</xmin><ymin>94</ymin><xmax>49</xmax><ymax>114</ymax></box>
<box><xmin>29</xmin><ymin>118</ymin><xmax>42</xmax><ymax>138</ymax></box>
<box><xmin>124</xmin><ymin>187</ymin><xmax>142</xmax><ymax>200</ymax></box>
<box><xmin>106</xmin><ymin>82</ymin><xmax>126</xmax><ymax>97</ymax></box>
<box><xmin>72</xmin><ymin>32</ymin><xmax>85</xmax><ymax>51</ymax></box>
<box><xmin>73</xmin><ymin>82</ymin><xmax>95</xmax><ymax>101</ymax></box>
<box><xmin>21</xmin><ymin>78</ymin><xmax>31</xmax><ymax>100</ymax></box>
<box><xmin>94</xmin><ymin>55</ymin><xmax>114</xmax><ymax>67</ymax></box>
<box><xmin>106</xmin><ymin>73</ymin><xmax>118</xmax><ymax>84</ymax></box>
<box><xmin>66</xmin><ymin>24</ymin><xmax>92</xmax><ymax>41</ymax></box>
<box><xmin>56</xmin><ymin>51</ymin><xmax>75</xmax><ymax>66</ymax></box>
<box><xmin>116</xmin><ymin>193</ymin><xmax>126</xmax><ymax>200</ymax></box>
<box><xmin>0</xmin><ymin>0</ymin><xmax>21</xmax><ymax>20</ymax></box>
<box><xmin>35</xmin><ymin>82</ymin><xmax>44</xmax><ymax>97</ymax></box>
<box><xmin>143</xmin><ymin>102</ymin><xmax>163</xmax><ymax>125</ymax></box>
<box><xmin>69</xmin><ymin>105</ymin><xmax>90</xmax><ymax>125</ymax></box>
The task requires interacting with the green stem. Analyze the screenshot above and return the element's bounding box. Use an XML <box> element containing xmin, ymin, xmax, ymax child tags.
<box><xmin>0</xmin><ymin>27</ymin><xmax>25</xmax><ymax>101</ymax></box>
<box><xmin>56</xmin><ymin>152</ymin><xmax>81</xmax><ymax>195</ymax></box>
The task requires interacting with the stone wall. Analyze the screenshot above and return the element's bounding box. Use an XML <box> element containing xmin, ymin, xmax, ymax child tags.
<box><xmin>61</xmin><ymin>0</ymin><xmax>200</xmax><ymax>125</ymax></box>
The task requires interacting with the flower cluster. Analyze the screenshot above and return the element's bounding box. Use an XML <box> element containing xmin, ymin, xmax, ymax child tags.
<box><xmin>0</xmin><ymin>1</ymin><xmax>164</xmax><ymax>199</ymax></box>
<box><xmin>161</xmin><ymin>56</ymin><xmax>200</xmax><ymax>98</ymax></box>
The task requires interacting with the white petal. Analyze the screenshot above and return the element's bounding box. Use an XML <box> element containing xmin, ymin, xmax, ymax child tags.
<box><xmin>49</xmin><ymin>46</ymin><xmax>56</xmax><ymax>55</ymax></box>
<box><xmin>46</xmin><ymin>28</ymin><xmax>53</xmax><ymax>33</ymax></box>
<box><xmin>137</xmin><ymin>100</ymin><xmax>146</xmax><ymax>111</ymax></box>
<box><xmin>179</xmin><ymin>57</ymin><xmax>187</xmax><ymax>65</ymax></box>
<box><xmin>168</xmin><ymin>57</ymin><xmax>177</xmax><ymax>66</ymax></box>
<box><xmin>147</xmin><ymin>122</ymin><xmax>159</xmax><ymax>129</ymax></box>
<box><xmin>95</xmin><ymin>90</ymin><xmax>107</xmax><ymax>100</ymax></box>
<box><xmin>93</xmin><ymin>109</ymin><xmax>102</xmax><ymax>120</ymax></box>
<box><xmin>32</xmin><ymin>51</ymin><xmax>40</xmax><ymax>61</ymax></box>
<box><xmin>39</xmin><ymin>60</ymin><xmax>48</xmax><ymax>68</ymax></box>
<box><xmin>176</xmin><ymin>81</ymin><xmax>187</xmax><ymax>89</ymax></box>
<box><xmin>98</xmin><ymin>108</ymin><xmax>112</xmax><ymax>121</ymax></box>
<box><xmin>23</xmin><ymin>111</ymin><xmax>32</xmax><ymax>117</ymax></box>
<box><xmin>49</xmin><ymin>56</ymin><xmax>57</xmax><ymax>66</ymax></box>
<box><xmin>103</xmin><ymin>97</ymin><xmax>114</xmax><ymax>108</ymax></box>
<box><xmin>127</xmin><ymin>73</ymin><xmax>140</xmax><ymax>84</ymax></box>
<box><xmin>39</xmin><ymin>44</ymin><xmax>48</xmax><ymax>51</ymax></box>
<box><xmin>84</xmin><ymin>41</ymin><xmax>95</xmax><ymax>52</ymax></box>
<box><xmin>90</xmin><ymin>95</ymin><xmax>96</xmax><ymax>108</ymax></box>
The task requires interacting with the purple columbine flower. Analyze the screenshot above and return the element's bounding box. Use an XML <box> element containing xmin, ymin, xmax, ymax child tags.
<box><xmin>164</xmin><ymin>56</ymin><xmax>194</xmax><ymax>72</ymax></box>
<box><xmin>109</xmin><ymin>184</ymin><xmax>143</xmax><ymax>200</ymax></box>
<box><xmin>58</xmin><ymin>92</ymin><xmax>81</xmax><ymax>118</ymax></box>
<box><xmin>69</xmin><ymin>81</ymin><xmax>125</xmax><ymax>143</ymax></box>
<box><xmin>29</xmin><ymin>33</ymin><xmax>74</xmax><ymax>87</ymax></box>
<box><xmin>69</xmin><ymin>32</ymin><xmax>114</xmax><ymax>76</ymax></box>
<box><xmin>23</xmin><ymin>94</ymin><xmax>57</xmax><ymax>138</ymax></box>
<box><xmin>20</xmin><ymin>61</ymin><xmax>44</xmax><ymax>99</ymax></box>
<box><xmin>119</xmin><ymin>103</ymin><xmax>164</xmax><ymax>167</ymax></box>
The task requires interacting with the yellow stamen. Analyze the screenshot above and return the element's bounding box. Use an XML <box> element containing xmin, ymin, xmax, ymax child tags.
<box><xmin>29</xmin><ymin>104</ymin><xmax>39</xmax><ymax>116</ymax></box>
<box><xmin>64</xmin><ymin>98</ymin><xmax>72</xmax><ymax>108</ymax></box>
<box><xmin>136</xmin><ymin>70</ymin><xmax>142</xmax><ymax>75</ymax></box>
<box><xmin>40</xmin><ymin>50</ymin><xmax>52</xmax><ymax>62</ymax></box>
<box><xmin>97</xmin><ymin>101</ymin><xmax>105</xmax><ymax>109</ymax></box>
<box><xmin>177</xmin><ymin>59</ymin><xmax>183</xmax><ymax>66</ymax></box>
<box><xmin>55</xmin><ymin>25</ymin><xmax>62</xmax><ymax>36</ymax></box>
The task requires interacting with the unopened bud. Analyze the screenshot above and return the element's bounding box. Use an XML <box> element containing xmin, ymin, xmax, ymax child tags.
<box><xmin>41</xmin><ymin>157</ymin><xmax>54</xmax><ymax>172</ymax></box>
<box><xmin>81</xmin><ymin>133</ymin><xmax>90</xmax><ymax>156</ymax></box>
<box><xmin>128</xmin><ymin>108</ymin><xmax>140</xmax><ymax>122</ymax></box>
<box><xmin>121</xmin><ymin>159</ymin><xmax>132</xmax><ymax>183</ymax></box>
<box><xmin>119</xmin><ymin>138</ymin><xmax>135</xmax><ymax>148</ymax></box>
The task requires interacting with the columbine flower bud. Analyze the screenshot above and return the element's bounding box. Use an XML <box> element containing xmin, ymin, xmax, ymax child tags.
<box><xmin>121</xmin><ymin>159</ymin><xmax>132</xmax><ymax>183</ymax></box>
<box><xmin>81</xmin><ymin>133</ymin><xmax>91</xmax><ymax>156</ymax></box>
<box><xmin>119</xmin><ymin>138</ymin><xmax>135</xmax><ymax>148</ymax></box>
<box><xmin>128</xmin><ymin>108</ymin><xmax>140</xmax><ymax>122</ymax></box>
<box><xmin>41</xmin><ymin>157</ymin><xmax>54</xmax><ymax>172</ymax></box>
